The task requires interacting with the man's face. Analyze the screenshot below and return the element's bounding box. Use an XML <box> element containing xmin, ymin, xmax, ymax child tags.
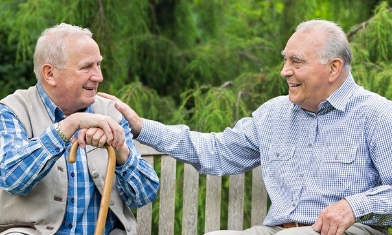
<box><xmin>280</xmin><ymin>30</ymin><xmax>331</xmax><ymax>113</ymax></box>
<box><xmin>53</xmin><ymin>35</ymin><xmax>103</xmax><ymax>114</ymax></box>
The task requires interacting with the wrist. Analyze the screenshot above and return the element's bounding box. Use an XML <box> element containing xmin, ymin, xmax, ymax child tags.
<box><xmin>115</xmin><ymin>145</ymin><xmax>130</xmax><ymax>166</ymax></box>
<box><xmin>55</xmin><ymin>121</ymin><xmax>70</xmax><ymax>142</ymax></box>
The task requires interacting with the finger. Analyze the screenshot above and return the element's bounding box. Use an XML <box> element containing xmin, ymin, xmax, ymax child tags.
<box><xmin>85</xmin><ymin>128</ymin><xmax>99</xmax><ymax>146</ymax></box>
<box><xmin>325</xmin><ymin>223</ymin><xmax>338</xmax><ymax>235</ymax></box>
<box><xmin>312</xmin><ymin>216</ymin><xmax>322</xmax><ymax>232</ymax></box>
<box><xmin>98</xmin><ymin>120</ymin><xmax>114</xmax><ymax>145</ymax></box>
<box><xmin>94</xmin><ymin>129</ymin><xmax>107</xmax><ymax>148</ymax></box>
<box><xmin>97</xmin><ymin>92</ymin><xmax>117</xmax><ymax>102</ymax></box>
<box><xmin>77</xmin><ymin>128</ymin><xmax>88</xmax><ymax>148</ymax></box>
<box><xmin>111</xmin><ymin>124</ymin><xmax>124</xmax><ymax>147</ymax></box>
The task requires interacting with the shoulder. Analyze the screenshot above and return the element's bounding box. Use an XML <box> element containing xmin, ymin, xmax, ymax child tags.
<box><xmin>92</xmin><ymin>95</ymin><xmax>123</xmax><ymax>122</ymax></box>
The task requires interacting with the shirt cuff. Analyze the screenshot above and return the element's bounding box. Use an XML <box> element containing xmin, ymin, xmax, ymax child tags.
<box><xmin>345</xmin><ymin>193</ymin><xmax>373</xmax><ymax>222</ymax></box>
<box><xmin>137</xmin><ymin>118</ymin><xmax>163</xmax><ymax>147</ymax></box>
<box><xmin>40</xmin><ymin>125</ymin><xmax>70</xmax><ymax>157</ymax></box>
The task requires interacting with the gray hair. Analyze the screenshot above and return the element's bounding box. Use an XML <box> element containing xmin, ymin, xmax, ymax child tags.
<box><xmin>33</xmin><ymin>23</ymin><xmax>93</xmax><ymax>81</ymax></box>
<box><xmin>296</xmin><ymin>19</ymin><xmax>352</xmax><ymax>71</ymax></box>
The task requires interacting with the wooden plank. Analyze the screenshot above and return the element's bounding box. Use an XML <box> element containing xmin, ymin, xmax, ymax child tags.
<box><xmin>159</xmin><ymin>156</ymin><xmax>177</xmax><ymax>235</ymax></box>
<box><xmin>228</xmin><ymin>174</ymin><xmax>245</xmax><ymax>230</ymax></box>
<box><xmin>134</xmin><ymin>140</ymin><xmax>163</xmax><ymax>156</ymax></box>
<box><xmin>251</xmin><ymin>166</ymin><xmax>268</xmax><ymax>226</ymax></box>
<box><xmin>204</xmin><ymin>175</ymin><xmax>222</xmax><ymax>233</ymax></box>
<box><xmin>137</xmin><ymin>156</ymin><xmax>154</xmax><ymax>235</ymax></box>
<box><xmin>181</xmin><ymin>164</ymin><xmax>199</xmax><ymax>235</ymax></box>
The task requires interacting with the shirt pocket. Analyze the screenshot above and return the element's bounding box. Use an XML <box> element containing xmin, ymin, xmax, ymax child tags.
<box><xmin>322</xmin><ymin>145</ymin><xmax>357</xmax><ymax>163</ymax></box>
<box><xmin>266</xmin><ymin>145</ymin><xmax>296</xmax><ymax>183</ymax></box>
<box><xmin>268</xmin><ymin>145</ymin><xmax>296</xmax><ymax>162</ymax></box>
<box><xmin>319</xmin><ymin>145</ymin><xmax>358</xmax><ymax>193</ymax></box>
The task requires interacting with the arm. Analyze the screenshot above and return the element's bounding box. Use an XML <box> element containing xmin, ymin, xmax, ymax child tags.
<box><xmin>313</xmin><ymin>105</ymin><xmax>392</xmax><ymax>234</ymax></box>
<box><xmin>0</xmin><ymin>105</ymin><xmax>66</xmax><ymax>195</ymax></box>
<box><xmin>0</xmin><ymin>105</ymin><xmax>127</xmax><ymax>195</ymax></box>
<box><xmin>97</xmin><ymin>92</ymin><xmax>261</xmax><ymax>176</ymax></box>
<box><xmin>112</xmin><ymin>117</ymin><xmax>159</xmax><ymax>208</ymax></box>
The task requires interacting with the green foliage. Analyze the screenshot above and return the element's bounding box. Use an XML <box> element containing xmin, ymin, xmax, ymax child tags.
<box><xmin>350</xmin><ymin>1</ymin><xmax>392</xmax><ymax>100</ymax></box>
<box><xmin>3</xmin><ymin>0</ymin><xmax>392</xmax><ymax>234</ymax></box>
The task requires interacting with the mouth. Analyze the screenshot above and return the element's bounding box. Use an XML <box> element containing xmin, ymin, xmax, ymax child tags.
<box><xmin>83</xmin><ymin>86</ymin><xmax>96</xmax><ymax>91</ymax></box>
<box><xmin>288</xmin><ymin>83</ymin><xmax>301</xmax><ymax>87</ymax></box>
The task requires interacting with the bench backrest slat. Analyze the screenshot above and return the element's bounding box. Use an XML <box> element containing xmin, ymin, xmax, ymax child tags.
<box><xmin>204</xmin><ymin>175</ymin><xmax>222</xmax><ymax>233</ymax></box>
<box><xmin>159</xmin><ymin>156</ymin><xmax>177</xmax><ymax>235</ymax></box>
<box><xmin>228</xmin><ymin>173</ymin><xmax>245</xmax><ymax>230</ymax></box>
<box><xmin>136</xmin><ymin>156</ymin><xmax>154</xmax><ymax>235</ymax></box>
<box><xmin>182</xmin><ymin>163</ymin><xmax>199</xmax><ymax>235</ymax></box>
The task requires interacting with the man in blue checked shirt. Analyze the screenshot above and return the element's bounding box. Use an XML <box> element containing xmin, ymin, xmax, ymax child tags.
<box><xmin>99</xmin><ymin>19</ymin><xmax>392</xmax><ymax>235</ymax></box>
<box><xmin>0</xmin><ymin>23</ymin><xmax>159</xmax><ymax>235</ymax></box>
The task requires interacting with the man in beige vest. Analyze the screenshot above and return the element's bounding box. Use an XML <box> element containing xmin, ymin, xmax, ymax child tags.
<box><xmin>0</xmin><ymin>23</ymin><xmax>159</xmax><ymax>235</ymax></box>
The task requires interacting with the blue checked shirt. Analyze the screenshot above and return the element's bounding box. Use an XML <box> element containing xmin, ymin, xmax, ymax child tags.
<box><xmin>0</xmin><ymin>82</ymin><xmax>159</xmax><ymax>235</ymax></box>
<box><xmin>137</xmin><ymin>74</ymin><xmax>392</xmax><ymax>227</ymax></box>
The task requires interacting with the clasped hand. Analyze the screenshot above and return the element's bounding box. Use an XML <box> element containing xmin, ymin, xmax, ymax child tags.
<box><xmin>65</xmin><ymin>113</ymin><xmax>126</xmax><ymax>150</ymax></box>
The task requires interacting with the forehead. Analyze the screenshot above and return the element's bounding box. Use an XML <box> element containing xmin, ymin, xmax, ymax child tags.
<box><xmin>282</xmin><ymin>29</ymin><xmax>325</xmax><ymax>60</ymax></box>
<box><xmin>65</xmin><ymin>36</ymin><xmax>102</xmax><ymax>66</ymax></box>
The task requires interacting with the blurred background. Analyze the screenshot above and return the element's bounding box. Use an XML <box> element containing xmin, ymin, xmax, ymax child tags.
<box><xmin>2</xmin><ymin>0</ymin><xmax>392</xmax><ymax>233</ymax></box>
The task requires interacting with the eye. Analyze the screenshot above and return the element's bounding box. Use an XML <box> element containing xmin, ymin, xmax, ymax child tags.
<box><xmin>292</xmin><ymin>59</ymin><xmax>301</xmax><ymax>64</ymax></box>
<box><xmin>81</xmin><ymin>64</ymin><xmax>92</xmax><ymax>70</ymax></box>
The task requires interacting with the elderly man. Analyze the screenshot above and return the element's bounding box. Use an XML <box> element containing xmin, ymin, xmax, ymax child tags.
<box><xmin>99</xmin><ymin>19</ymin><xmax>392</xmax><ymax>235</ymax></box>
<box><xmin>0</xmin><ymin>23</ymin><xmax>159</xmax><ymax>235</ymax></box>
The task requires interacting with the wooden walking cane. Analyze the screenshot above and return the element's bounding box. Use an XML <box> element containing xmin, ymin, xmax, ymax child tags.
<box><xmin>68</xmin><ymin>141</ymin><xmax>116</xmax><ymax>235</ymax></box>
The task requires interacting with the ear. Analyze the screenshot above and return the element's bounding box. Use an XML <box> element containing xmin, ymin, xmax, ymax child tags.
<box><xmin>328</xmin><ymin>58</ymin><xmax>344</xmax><ymax>82</ymax></box>
<box><xmin>41</xmin><ymin>64</ymin><xmax>57</xmax><ymax>86</ymax></box>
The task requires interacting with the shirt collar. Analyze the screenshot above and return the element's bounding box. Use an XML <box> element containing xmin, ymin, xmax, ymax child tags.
<box><xmin>324</xmin><ymin>73</ymin><xmax>358</xmax><ymax>112</ymax></box>
<box><xmin>36</xmin><ymin>82</ymin><xmax>93</xmax><ymax>123</ymax></box>
<box><xmin>291</xmin><ymin>73</ymin><xmax>358</xmax><ymax>114</ymax></box>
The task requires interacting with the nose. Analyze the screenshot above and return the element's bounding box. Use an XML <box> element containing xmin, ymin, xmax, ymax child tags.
<box><xmin>90</xmin><ymin>65</ymin><xmax>103</xmax><ymax>82</ymax></box>
<box><xmin>280</xmin><ymin>64</ymin><xmax>293</xmax><ymax>79</ymax></box>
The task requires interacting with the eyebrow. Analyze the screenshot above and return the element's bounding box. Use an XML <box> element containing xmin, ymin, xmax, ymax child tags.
<box><xmin>281</xmin><ymin>51</ymin><xmax>304</xmax><ymax>61</ymax></box>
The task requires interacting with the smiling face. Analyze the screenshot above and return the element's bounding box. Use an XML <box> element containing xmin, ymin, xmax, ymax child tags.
<box><xmin>280</xmin><ymin>29</ymin><xmax>332</xmax><ymax>112</ymax></box>
<box><xmin>48</xmin><ymin>35</ymin><xmax>103</xmax><ymax>115</ymax></box>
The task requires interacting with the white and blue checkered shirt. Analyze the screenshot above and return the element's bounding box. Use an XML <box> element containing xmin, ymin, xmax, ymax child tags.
<box><xmin>138</xmin><ymin>74</ymin><xmax>392</xmax><ymax>227</ymax></box>
<box><xmin>0</xmin><ymin>82</ymin><xmax>159</xmax><ymax>234</ymax></box>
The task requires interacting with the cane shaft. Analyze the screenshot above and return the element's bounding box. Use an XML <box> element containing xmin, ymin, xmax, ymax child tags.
<box><xmin>68</xmin><ymin>142</ymin><xmax>116</xmax><ymax>235</ymax></box>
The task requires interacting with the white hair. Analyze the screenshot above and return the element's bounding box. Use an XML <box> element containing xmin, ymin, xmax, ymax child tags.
<box><xmin>33</xmin><ymin>23</ymin><xmax>93</xmax><ymax>81</ymax></box>
<box><xmin>296</xmin><ymin>19</ymin><xmax>352</xmax><ymax>71</ymax></box>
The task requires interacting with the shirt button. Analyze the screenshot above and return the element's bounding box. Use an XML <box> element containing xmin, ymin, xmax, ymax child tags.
<box><xmin>68</xmin><ymin>223</ymin><xmax>73</xmax><ymax>229</ymax></box>
<box><xmin>55</xmin><ymin>147</ymin><xmax>60</xmax><ymax>152</ymax></box>
<box><xmin>292</xmin><ymin>203</ymin><xmax>296</xmax><ymax>207</ymax></box>
<box><xmin>70</xmin><ymin>197</ymin><xmax>74</xmax><ymax>203</ymax></box>
<box><xmin>307</xmin><ymin>143</ymin><xmax>312</xmax><ymax>147</ymax></box>
<box><xmin>71</xmin><ymin>172</ymin><xmax>75</xmax><ymax>177</ymax></box>
<box><xmin>122</xmin><ymin>170</ymin><xmax>128</xmax><ymax>176</ymax></box>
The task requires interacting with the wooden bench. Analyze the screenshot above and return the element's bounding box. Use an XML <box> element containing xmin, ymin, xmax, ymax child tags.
<box><xmin>134</xmin><ymin>141</ymin><xmax>269</xmax><ymax>235</ymax></box>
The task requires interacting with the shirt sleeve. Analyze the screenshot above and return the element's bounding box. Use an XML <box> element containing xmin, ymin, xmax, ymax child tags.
<box><xmin>345</xmin><ymin>106</ymin><xmax>392</xmax><ymax>225</ymax></box>
<box><xmin>114</xmin><ymin>117</ymin><xmax>159</xmax><ymax>208</ymax></box>
<box><xmin>0</xmin><ymin>104</ymin><xmax>69</xmax><ymax>195</ymax></box>
<box><xmin>137</xmin><ymin>117</ymin><xmax>261</xmax><ymax>176</ymax></box>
